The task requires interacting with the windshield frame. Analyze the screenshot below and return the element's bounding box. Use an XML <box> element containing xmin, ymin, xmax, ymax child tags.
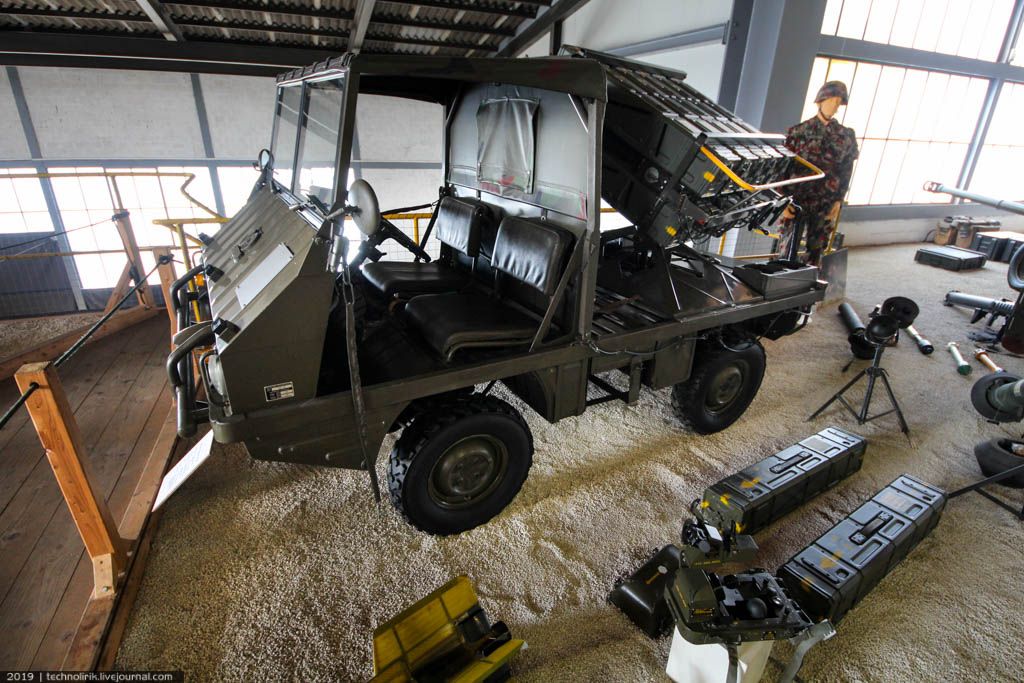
<box><xmin>268</xmin><ymin>69</ymin><xmax>357</xmax><ymax>215</ymax></box>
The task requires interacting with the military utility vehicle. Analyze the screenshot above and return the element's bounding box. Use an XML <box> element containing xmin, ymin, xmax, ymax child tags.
<box><xmin>168</xmin><ymin>47</ymin><xmax>827</xmax><ymax>534</ymax></box>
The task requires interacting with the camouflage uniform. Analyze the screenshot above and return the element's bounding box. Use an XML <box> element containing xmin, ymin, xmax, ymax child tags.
<box><xmin>783</xmin><ymin>97</ymin><xmax>859</xmax><ymax>266</ymax></box>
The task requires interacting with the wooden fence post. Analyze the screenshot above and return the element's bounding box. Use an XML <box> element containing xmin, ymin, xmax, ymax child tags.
<box><xmin>102</xmin><ymin>262</ymin><xmax>134</xmax><ymax>314</ymax></box>
<box><xmin>112</xmin><ymin>210</ymin><xmax>155</xmax><ymax>308</ymax></box>
<box><xmin>153</xmin><ymin>247</ymin><xmax>178</xmax><ymax>342</ymax></box>
<box><xmin>15</xmin><ymin>362</ymin><xmax>128</xmax><ymax>598</ymax></box>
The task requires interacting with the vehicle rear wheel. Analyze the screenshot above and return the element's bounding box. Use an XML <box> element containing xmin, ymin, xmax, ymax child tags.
<box><xmin>671</xmin><ymin>340</ymin><xmax>765</xmax><ymax>434</ymax></box>
<box><xmin>388</xmin><ymin>395</ymin><xmax>533</xmax><ymax>535</ymax></box>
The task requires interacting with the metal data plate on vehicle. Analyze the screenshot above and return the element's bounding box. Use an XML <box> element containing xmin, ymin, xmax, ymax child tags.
<box><xmin>264</xmin><ymin>381</ymin><xmax>295</xmax><ymax>402</ymax></box>
<box><xmin>153</xmin><ymin>430</ymin><xmax>215</xmax><ymax>511</ymax></box>
<box><xmin>235</xmin><ymin>243</ymin><xmax>294</xmax><ymax>308</ymax></box>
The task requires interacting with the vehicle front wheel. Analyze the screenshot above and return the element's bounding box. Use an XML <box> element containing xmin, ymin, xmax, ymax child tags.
<box><xmin>387</xmin><ymin>395</ymin><xmax>533</xmax><ymax>535</ymax></box>
<box><xmin>671</xmin><ymin>340</ymin><xmax>766</xmax><ymax>434</ymax></box>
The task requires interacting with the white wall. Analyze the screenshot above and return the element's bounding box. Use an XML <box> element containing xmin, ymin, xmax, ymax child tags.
<box><xmin>843</xmin><ymin>213</ymin><xmax>1024</xmax><ymax>247</ymax></box>
<box><xmin>4</xmin><ymin>68</ymin><xmax>275</xmax><ymax>163</ymax></box>
<box><xmin>519</xmin><ymin>0</ymin><xmax>731</xmax><ymax>98</ymax></box>
<box><xmin>635</xmin><ymin>43</ymin><xmax>727</xmax><ymax>100</ymax></box>
<box><xmin>561</xmin><ymin>0</ymin><xmax>731</xmax><ymax>50</ymax></box>
<box><xmin>199</xmin><ymin>74</ymin><xmax>276</xmax><ymax>159</ymax></box>
<box><xmin>0</xmin><ymin>69</ymin><xmax>31</xmax><ymax>159</ymax></box>
<box><xmin>16</xmin><ymin>67</ymin><xmax>206</xmax><ymax>160</ymax></box>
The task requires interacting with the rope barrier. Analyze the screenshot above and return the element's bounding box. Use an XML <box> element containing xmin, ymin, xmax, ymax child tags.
<box><xmin>0</xmin><ymin>216</ymin><xmax>114</xmax><ymax>253</ymax></box>
<box><xmin>0</xmin><ymin>256</ymin><xmax>169</xmax><ymax>432</ymax></box>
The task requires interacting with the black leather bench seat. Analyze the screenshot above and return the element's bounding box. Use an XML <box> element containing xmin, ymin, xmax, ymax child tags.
<box><xmin>404</xmin><ymin>291</ymin><xmax>538</xmax><ymax>359</ymax></box>
<box><xmin>405</xmin><ymin>215</ymin><xmax>573</xmax><ymax>360</ymax></box>
<box><xmin>360</xmin><ymin>196</ymin><xmax>493</xmax><ymax>299</ymax></box>
<box><xmin>361</xmin><ymin>261</ymin><xmax>467</xmax><ymax>299</ymax></box>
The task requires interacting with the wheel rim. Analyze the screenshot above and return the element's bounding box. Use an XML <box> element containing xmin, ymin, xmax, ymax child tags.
<box><xmin>428</xmin><ymin>435</ymin><xmax>508</xmax><ymax>509</ymax></box>
<box><xmin>705</xmin><ymin>361</ymin><xmax>747</xmax><ymax>414</ymax></box>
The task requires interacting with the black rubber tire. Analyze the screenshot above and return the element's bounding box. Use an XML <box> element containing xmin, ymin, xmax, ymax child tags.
<box><xmin>671</xmin><ymin>340</ymin><xmax>766</xmax><ymax>435</ymax></box>
<box><xmin>974</xmin><ymin>438</ymin><xmax>1024</xmax><ymax>488</ymax></box>
<box><xmin>1008</xmin><ymin>242</ymin><xmax>1024</xmax><ymax>292</ymax></box>
<box><xmin>388</xmin><ymin>395</ymin><xmax>533</xmax><ymax>535</ymax></box>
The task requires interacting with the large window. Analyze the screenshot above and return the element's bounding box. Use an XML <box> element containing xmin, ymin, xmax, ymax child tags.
<box><xmin>48</xmin><ymin>166</ymin><xmax>220</xmax><ymax>288</ymax></box>
<box><xmin>0</xmin><ymin>169</ymin><xmax>53</xmax><ymax>234</ymax></box>
<box><xmin>969</xmin><ymin>81</ymin><xmax>1024</xmax><ymax>200</ymax></box>
<box><xmin>821</xmin><ymin>0</ymin><xmax>1015</xmax><ymax>62</ymax></box>
<box><xmin>802</xmin><ymin>57</ymin><xmax>987</xmax><ymax>205</ymax></box>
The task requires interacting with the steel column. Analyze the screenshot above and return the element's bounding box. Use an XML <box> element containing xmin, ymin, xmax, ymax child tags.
<box><xmin>718</xmin><ymin>0</ymin><xmax>753</xmax><ymax>109</ymax></box>
<box><xmin>5</xmin><ymin>66</ymin><xmax>87</xmax><ymax>311</ymax></box>
<box><xmin>190</xmin><ymin>74</ymin><xmax>227</xmax><ymax>216</ymax></box>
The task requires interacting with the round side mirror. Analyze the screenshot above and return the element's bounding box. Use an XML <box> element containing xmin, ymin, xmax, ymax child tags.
<box><xmin>256</xmin><ymin>148</ymin><xmax>273</xmax><ymax>171</ymax></box>
<box><xmin>347</xmin><ymin>179</ymin><xmax>381</xmax><ymax>236</ymax></box>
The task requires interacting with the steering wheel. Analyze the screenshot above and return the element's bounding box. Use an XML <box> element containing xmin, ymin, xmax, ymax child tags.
<box><xmin>344</xmin><ymin>179</ymin><xmax>433</xmax><ymax>266</ymax></box>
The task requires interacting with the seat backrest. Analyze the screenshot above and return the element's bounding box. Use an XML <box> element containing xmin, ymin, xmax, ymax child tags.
<box><xmin>435</xmin><ymin>197</ymin><xmax>493</xmax><ymax>258</ymax></box>
<box><xmin>491</xmin><ymin>216</ymin><xmax>573</xmax><ymax>297</ymax></box>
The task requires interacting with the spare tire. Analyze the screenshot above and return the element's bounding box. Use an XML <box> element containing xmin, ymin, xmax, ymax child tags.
<box><xmin>974</xmin><ymin>438</ymin><xmax>1024</xmax><ymax>488</ymax></box>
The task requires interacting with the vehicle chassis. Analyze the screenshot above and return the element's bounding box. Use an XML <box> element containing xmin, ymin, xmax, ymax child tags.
<box><xmin>167</xmin><ymin>48</ymin><xmax>826</xmax><ymax>534</ymax></box>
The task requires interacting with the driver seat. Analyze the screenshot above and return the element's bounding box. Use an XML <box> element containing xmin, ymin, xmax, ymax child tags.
<box><xmin>361</xmin><ymin>197</ymin><xmax>493</xmax><ymax>299</ymax></box>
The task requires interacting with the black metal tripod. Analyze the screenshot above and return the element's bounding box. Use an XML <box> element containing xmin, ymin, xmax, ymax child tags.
<box><xmin>808</xmin><ymin>343</ymin><xmax>910</xmax><ymax>436</ymax></box>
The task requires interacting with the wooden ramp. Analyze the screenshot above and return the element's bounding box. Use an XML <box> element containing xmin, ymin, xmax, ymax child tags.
<box><xmin>0</xmin><ymin>315</ymin><xmax>176</xmax><ymax>669</ymax></box>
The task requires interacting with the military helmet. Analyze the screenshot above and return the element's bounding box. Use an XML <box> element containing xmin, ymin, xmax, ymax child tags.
<box><xmin>815</xmin><ymin>80</ymin><xmax>849</xmax><ymax>105</ymax></box>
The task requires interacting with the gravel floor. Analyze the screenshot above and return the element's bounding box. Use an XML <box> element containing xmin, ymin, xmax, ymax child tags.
<box><xmin>117</xmin><ymin>243</ymin><xmax>1024</xmax><ymax>682</ymax></box>
<box><xmin>0</xmin><ymin>312</ymin><xmax>102</xmax><ymax>360</ymax></box>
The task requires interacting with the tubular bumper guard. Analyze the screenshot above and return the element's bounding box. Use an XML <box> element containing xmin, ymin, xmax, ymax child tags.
<box><xmin>167</xmin><ymin>266</ymin><xmax>213</xmax><ymax>438</ymax></box>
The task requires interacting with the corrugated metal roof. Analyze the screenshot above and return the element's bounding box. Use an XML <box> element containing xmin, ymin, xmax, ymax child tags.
<box><xmin>0</xmin><ymin>0</ymin><xmax>541</xmax><ymax>57</ymax></box>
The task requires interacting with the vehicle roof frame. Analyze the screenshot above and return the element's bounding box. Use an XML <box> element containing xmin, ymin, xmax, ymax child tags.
<box><xmin>271</xmin><ymin>51</ymin><xmax>609</xmax><ymax>345</ymax></box>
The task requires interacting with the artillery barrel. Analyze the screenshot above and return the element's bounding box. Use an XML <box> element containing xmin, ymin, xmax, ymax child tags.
<box><xmin>945</xmin><ymin>291</ymin><xmax>1016</xmax><ymax>316</ymax></box>
<box><xmin>924</xmin><ymin>182</ymin><xmax>1024</xmax><ymax>216</ymax></box>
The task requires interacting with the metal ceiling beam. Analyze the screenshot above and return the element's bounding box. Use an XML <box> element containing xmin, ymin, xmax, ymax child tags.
<box><xmin>0</xmin><ymin>31</ymin><xmax>335</xmax><ymax>76</ymax></box>
<box><xmin>171</xmin><ymin>16</ymin><xmax>498</xmax><ymax>50</ymax></box>
<box><xmin>496</xmin><ymin>0</ymin><xmax>592</xmax><ymax>57</ymax></box>
<box><xmin>605</xmin><ymin>24</ymin><xmax>727</xmax><ymax>58</ymax></box>
<box><xmin>372</xmin><ymin>12</ymin><xmax>516</xmax><ymax>37</ymax></box>
<box><xmin>383</xmin><ymin>1</ymin><xmax>537</xmax><ymax>19</ymax></box>
<box><xmin>170</xmin><ymin>1</ymin><xmax>516</xmax><ymax>35</ymax></box>
<box><xmin>0</xmin><ymin>11</ymin><xmax>500</xmax><ymax>52</ymax></box>
<box><xmin>5</xmin><ymin>3</ymin><xmax>518</xmax><ymax>37</ymax></box>
<box><xmin>348</xmin><ymin>0</ymin><xmax>377</xmax><ymax>53</ymax></box>
<box><xmin>167</xmin><ymin>0</ymin><xmax>354</xmax><ymax>21</ymax></box>
<box><xmin>0</xmin><ymin>8</ymin><xmax>150</xmax><ymax>22</ymax></box>
<box><xmin>134</xmin><ymin>0</ymin><xmax>185</xmax><ymax>41</ymax></box>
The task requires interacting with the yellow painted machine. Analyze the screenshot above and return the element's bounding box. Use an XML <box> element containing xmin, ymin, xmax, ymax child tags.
<box><xmin>370</xmin><ymin>576</ymin><xmax>525</xmax><ymax>683</ymax></box>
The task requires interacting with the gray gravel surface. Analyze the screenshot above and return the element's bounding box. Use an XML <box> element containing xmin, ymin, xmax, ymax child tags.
<box><xmin>0</xmin><ymin>312</ymin><xmax>103</xmax><ymax>360</ymax></box>
<box><xmin>117</xmin><ymin>243</ymin><xmax>1024</xmax><ymax>682</ymax></box>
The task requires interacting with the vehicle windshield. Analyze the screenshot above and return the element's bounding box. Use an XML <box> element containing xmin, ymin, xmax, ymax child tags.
<box><xmin>270</xmin><ymin>75</ymin><xmax>347</xmax><ymax>207</ymax></box>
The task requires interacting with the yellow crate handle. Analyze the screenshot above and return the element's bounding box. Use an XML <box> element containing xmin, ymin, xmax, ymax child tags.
<box><xmin>700</xmin><ymin>146</ymin><xmax>825</xmax><ymax>192</ymax></box>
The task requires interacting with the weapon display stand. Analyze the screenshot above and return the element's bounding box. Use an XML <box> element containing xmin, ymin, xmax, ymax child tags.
<box><xmin>808</xmin><ymin>343</ymin><xmax>910</xmax><ymax>437</ymax></box>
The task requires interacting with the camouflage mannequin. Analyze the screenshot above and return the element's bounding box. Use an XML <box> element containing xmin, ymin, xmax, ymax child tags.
<box><xmin>781</xmin><ymin>81</ymin><xmax>859</xmax><ymax>266</ymax></box>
